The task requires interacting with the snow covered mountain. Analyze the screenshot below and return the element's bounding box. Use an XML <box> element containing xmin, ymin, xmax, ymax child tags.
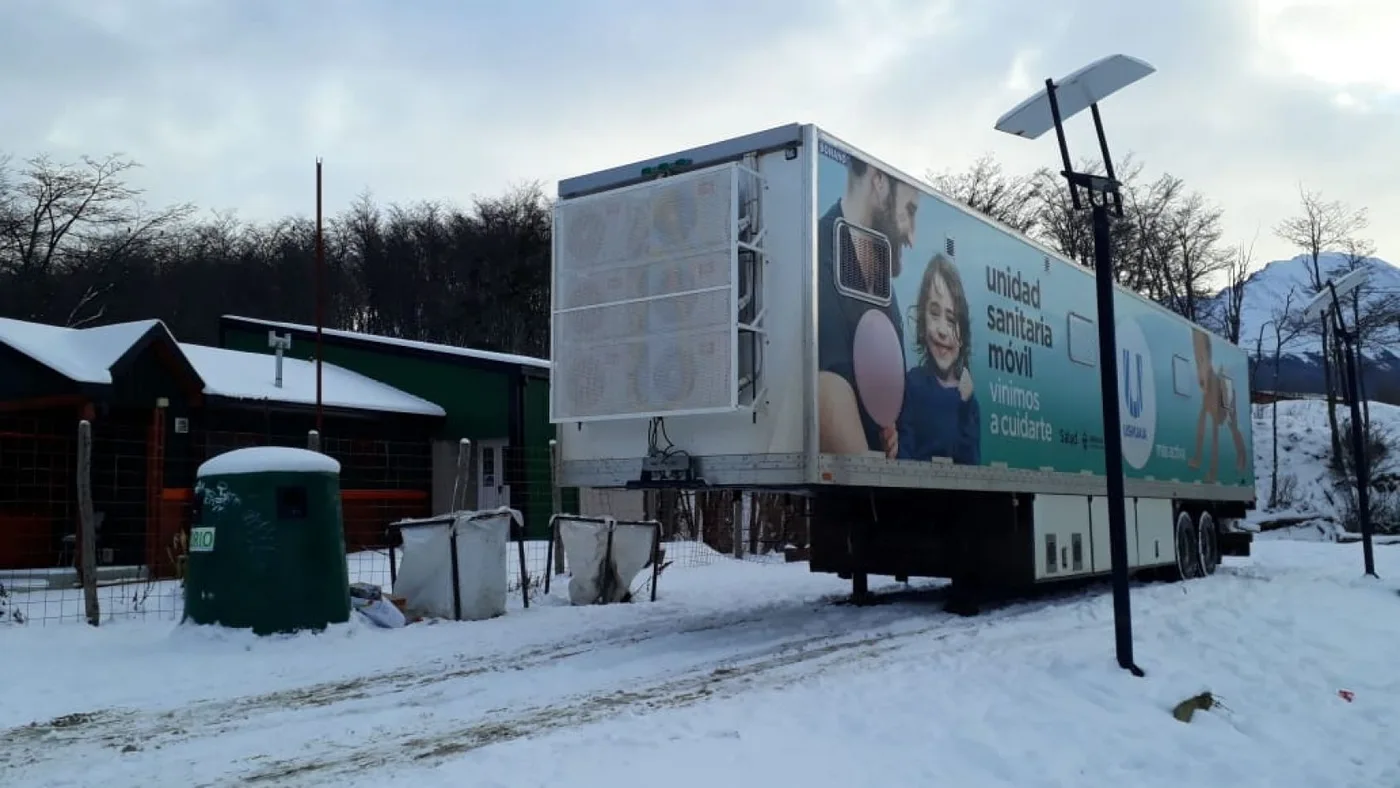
<box><xmin>1204</xmin><ymin>252</ymin><xmax>1400</xmax><ymax>400</ymax></box>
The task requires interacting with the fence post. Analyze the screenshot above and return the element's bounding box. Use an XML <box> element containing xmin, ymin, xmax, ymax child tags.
<box><xmin>550</xmin><ymin>439</ymin><xmax>565</xmax><ymax>575</ymax></box>
<box><xmin>731</xmin><ymin>491</ymin><xmax>745</xmax><ymax>559</ymax></box>
<box><xmin>77</xmin><ymin>419</ymin><xmax>99</xmax><ymax>627</ymax></box>
<box><xmin>452</xmin><ymin>439</ymin><xmax>471</xmax><ymax>511</ymax></box>
<box><xmin>749</xmin><ymin>492</ymin><xmax>761</xmax><ymax>556</ymax></box>
<box><xmin>307</xmin><ymin>429</ymin><xmax>320</xmax><ymax>452</ymax></box>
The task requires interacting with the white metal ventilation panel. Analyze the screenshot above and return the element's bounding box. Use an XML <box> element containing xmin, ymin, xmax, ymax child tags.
<box><xmin>552</xmin><ymin>164</ymin><xmax>739</xmax><ymax>422</ymax></box>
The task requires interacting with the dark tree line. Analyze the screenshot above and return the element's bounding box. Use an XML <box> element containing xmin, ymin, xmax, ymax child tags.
<box><xmin>0</xmin><ymin>153</ymin><xmax>552</xmax><ymax>357</ymax></box>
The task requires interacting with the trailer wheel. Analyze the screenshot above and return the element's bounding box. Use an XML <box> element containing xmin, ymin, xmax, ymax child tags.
<box><xmin>1197</xmin><ymin>511</ymin><xmax>1220</xmax><ymax>576</ymax></box>
<box><xmin>1166</xmin><ymin>511</ymin><xmax>1200</xmax><ymax>582</ymax></box>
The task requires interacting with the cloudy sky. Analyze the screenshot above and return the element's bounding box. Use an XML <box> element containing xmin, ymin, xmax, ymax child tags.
<box><xmin>1</xmin><ymin>0</ymin><xmax>1395</xmax><ymax>276</ymax></box>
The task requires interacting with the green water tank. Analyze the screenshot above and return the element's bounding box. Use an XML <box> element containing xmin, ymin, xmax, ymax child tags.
<box><xmin>183</xmin><ymin>446</ymin><xmax>351</xmax><ymax>635</ymax></box>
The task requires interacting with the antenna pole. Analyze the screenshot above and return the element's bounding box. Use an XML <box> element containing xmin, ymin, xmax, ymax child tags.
<box><xmin>315</xmin><ymin>157</ymin><xmax>325</xmax><ymax>434</ymax></box>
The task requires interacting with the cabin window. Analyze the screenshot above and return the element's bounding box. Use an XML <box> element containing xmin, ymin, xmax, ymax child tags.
<box><xmin>1172</xmin><ymin>354</ymin><xmax>1194</xmax><ymax>397</ymax></box>
<box><xmin>277</xmin><ymin>486</ymin><xmax>309</xmax><ymax>520</ymax></box>
<box><xmin>1067</xmin><ymin>312</ymin><xmax>1097</xmax><ymax>367</ymax></box>
<box><xmin>833</xmin><ymin>218</ymin><xmax>893</xmax><ymax>305</ymax></box>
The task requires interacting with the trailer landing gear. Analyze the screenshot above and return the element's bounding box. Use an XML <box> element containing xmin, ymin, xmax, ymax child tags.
<box><xmin>943</xmin><ymin>581</ymin><xmax>981</xmax><ymax>617</ymax></box>
<box><xmin>850</xmin><ymin>571</ymin><xmax>871</xmax><ymax>605</ymax></box>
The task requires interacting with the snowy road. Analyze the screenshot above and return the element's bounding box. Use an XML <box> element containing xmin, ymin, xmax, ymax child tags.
<box><xmin>1</xmin><ymin>581</ymin><xmax>968</xmax><ymax>785</ymax></box>
<box><xmin>3</xmin><ymin>571</ymin><xmax>1087</xmax><ymax>787</ymax></box>
<box><xmin>4</xmin><ymin>542</ymin><xmax>1400</xmax><ymax>788</ymax></box>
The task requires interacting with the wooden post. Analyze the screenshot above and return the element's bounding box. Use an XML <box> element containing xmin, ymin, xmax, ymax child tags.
<box><xmin>550</xmin><ymin>439</ymin><xmax>565</xmax><ymax>575</ymax></box>
<box><xmin>749</xmin><ymin>492</ymin><xmax>761</xmax><ymax>556</ymax></box>
<box><xmin>731</xmin><ymin>490</ymin><xmax>745</xmax><ymax>559</ymax></box>
<box><xmin>452</xmin><ymin>439</ymin><xmax>471</xmax><ymax>511</ymax></box>
<box><xmin>78</xmin><ymin>420</ymin><xmax>99</xmax><ymax>627</ymax></box>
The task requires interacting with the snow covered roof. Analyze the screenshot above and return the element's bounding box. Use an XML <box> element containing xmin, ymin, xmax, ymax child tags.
<box><xmin>0</xmin><ymin>316</ymin><xmax>445</xmax><ymax>418</ymax></box>
<box><xmin>221</xmin><ymin>315</ymin><xmax>550</xmax><ymax>371</ymax></box>
<box><xmin>179</xmin><ymin>344</ymin><xmax>446</xmax><ymax>417</ymax></box>
<box><xmin>0</xmin><ymin>317</ymin><xmax>169</xmax><ymax>384</ymax></box>
<box><xmin>197</xmin><ymin>446</ymin><xmax>342</xmax><ymax>477</ymax></box>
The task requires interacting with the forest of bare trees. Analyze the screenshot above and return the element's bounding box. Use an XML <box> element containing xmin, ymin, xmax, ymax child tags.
<box><xmin>0</xmin><ymin>153</ymin><xmax>552</xmax><ymax>357</ymax></box>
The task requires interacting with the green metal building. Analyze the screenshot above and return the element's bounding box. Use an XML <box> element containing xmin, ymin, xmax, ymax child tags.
<box><xmin>218</xmin><ymin>315</ymin><xmax>564</xmax><ymax>536</ymax></box>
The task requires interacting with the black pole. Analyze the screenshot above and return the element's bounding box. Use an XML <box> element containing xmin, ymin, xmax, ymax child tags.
<box><xmin>1329</xmin><ymin>285</ymin><xmax>1377</xmax><ymax>577</ymax></box>
<box><xmin>1045</xmin><ymin>78</ymin><xmax>1081</xmax><ymax>210</ymax></box>
<box><xmin>1089</xmin><ymin>103</ymin><xmax>1124</xmax><ymax>217</ymax></box>
<box><xmin>650</xmin><ymin>521</ymin><xmax>662</xmax><ymax>603</ymax></box>
<box><xmin>315</xmin><ymin>158</ymin><xmax>325</xmax><ymax>435</ymax></box>
<box><xmin>516</xmin><ymin>523</ymin><xmax>531</xmax><ymax>609</ymax></box>
<box><xmin>1091</xmin><ymin>197</ymin><xmax>1144</xmax><ymax>677</ymax></box>
<box><xmin>448</xmin><ymin>525</ymin><xmax>462</xmax><ymax>620</ymax></box>
<box><xmin>1047</xmin><ymin>77</ymin><xmax>1142</xmax><ymax>677</ymax></box>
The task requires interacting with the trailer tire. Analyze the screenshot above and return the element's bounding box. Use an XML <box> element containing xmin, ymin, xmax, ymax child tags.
<box><xmin>1197</xmin><ymin>511</ymin><xmax>1220</xmax><ymax>576</ymax></box>
<box><xmin>1165</xmin><ymin>511</ymin><xmax>1200</xmax><ymax>582</ymax></box>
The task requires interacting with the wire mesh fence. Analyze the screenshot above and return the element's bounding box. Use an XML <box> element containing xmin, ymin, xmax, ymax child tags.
<box><xmin>0</xmin><ymin>413</ymin><xmax>809</xmax><ymax>627</ymax></box>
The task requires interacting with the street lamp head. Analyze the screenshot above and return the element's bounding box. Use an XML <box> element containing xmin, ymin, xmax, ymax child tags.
<box><xmin>994</xmin><ymin>54</ymin><xmax>1156</xmax><ymax>140</ymax></box>
<box><xmin>1301</xmin><ymin>266</ymin><xmax>1370</xmax><ymax>322</ymax></box>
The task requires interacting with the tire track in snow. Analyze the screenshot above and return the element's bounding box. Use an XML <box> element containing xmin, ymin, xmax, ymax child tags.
<box><xmin>0</xmin><ymin>578</ymin><xmax>1124</xmax><ymax>786</ymax></box>
<box><xmin>0</xmin><ymin>590</ymin><xmax>875</xmax><ymax>774</ymax></box>
<box><xmin>231</xmin><ymin>622</ymin><xmax>954</xmax><ymax>786</ymax></box>
<box><xmin>230</xmin><ymin>595</ymin><xmax>1114</xmax><ymax>786</ymax></box>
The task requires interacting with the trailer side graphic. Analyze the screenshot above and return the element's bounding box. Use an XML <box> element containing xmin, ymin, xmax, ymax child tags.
<box><xmin>812</xmin><ymin>134</ymin><xmax>1253</xmax><ymax>493</ymax></box>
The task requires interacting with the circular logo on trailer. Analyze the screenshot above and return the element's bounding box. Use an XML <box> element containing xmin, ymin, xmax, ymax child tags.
<box><xmin>1115</xmin><ymin>317</ymin><xmax>1156</xmax><ymax>470</ymax></box>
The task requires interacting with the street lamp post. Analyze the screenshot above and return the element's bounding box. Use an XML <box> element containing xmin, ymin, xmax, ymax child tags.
<box><xmin>994</xmin><ymin>54</ymin><xmax>1156</xmax><ymax>677</ymax></box>
<box><xmin>1302</xmin><ymin>267</ymin><xmax>1378</xmax><ymax>577</ymax></box>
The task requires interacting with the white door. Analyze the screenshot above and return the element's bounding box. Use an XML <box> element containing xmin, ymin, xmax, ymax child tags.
<box><xmin>478</xmin><ymin>441</ymin><xmax>510</xmax><ymax>510</ymax></box>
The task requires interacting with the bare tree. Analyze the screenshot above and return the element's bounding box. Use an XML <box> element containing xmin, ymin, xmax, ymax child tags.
<box><xmin>1117</xmin><ymin>161</ymin><xmax>1174</xmax><ymax>296</ymax></box>
<box><xmin>926</xmin><ymin>152</ymin><xmax>1040</xmax><ymax>236</ymax></box>
<box><xmin>1262</xmin><ymin>288</ymin><xmax>1305</xmax><ymax>508</ymax></box>
<box><xmin>1332</xmin><ymin>237</ymin><xmax>1400</xmax><ymax>435</ymax></box>
<box><xmin>1162</xmin><ymin>191</ymin><xmax>1231</xmax><ymax>323</ymax></box>
<box><xmin>0</xmin><ymin>155</ymin><xmax>20</xmax><ymax>248</ymax></box>
<box><xmin>1025</xmin><ymin>160</ymin><xmax>1104</xmax><ymax>268</ymax></box>
<box><xmin>1092</xmin><ymin>160</ymin><xmax>1230</xmax><ymax>323</ymax></box>
<box><xmin>0</xmin><ymin>153</ymin><xmax>192</xmax><ymax>323</ymax></box>
<box><xmin>1274</xmin><ymin>185</ymin><xmax>1369</xmax><ymax>466</ymax></box>
<box><xmin>1218</xmin><ymin>236</ymin><xmax>1255</xmax><ymax>344</ymax></box>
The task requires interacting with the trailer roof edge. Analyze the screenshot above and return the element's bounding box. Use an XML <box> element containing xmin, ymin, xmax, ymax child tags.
<box><xmin>556</xmin><ymin>123</ymin><xmax>806</xmax><ymax>200</ymax></box>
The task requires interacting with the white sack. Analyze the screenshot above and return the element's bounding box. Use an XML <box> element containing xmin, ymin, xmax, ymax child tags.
<box><xmin>453</xmin><ymin>510</ymin><xmax>512</xmax><ymax>621</ymax></box>
<box><xmin>558</xmin><ymin>517</ymin><xmax>656</xmax><ymax>605</ymax></box>
<box><xmin>394</xmin><ymin>509</ymin><xmax>517</xmax><ymax>621</ymax></box>
<box><xmin>394</xmin><ymin>517</ymin><xmax>456</xmax><ymax>619</ymax></box>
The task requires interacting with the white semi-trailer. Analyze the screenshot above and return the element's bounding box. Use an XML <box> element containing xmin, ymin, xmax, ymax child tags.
<box><xmin>548</xmin><ymin>123</ymin><xmax>1254</xmax><ymax>611</ymax></box>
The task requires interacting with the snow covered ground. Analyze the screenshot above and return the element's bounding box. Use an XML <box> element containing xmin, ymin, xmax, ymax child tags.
<box><xmin>1249</xmin><ymin>398</ymin><xmax>1400</xmax><ymax>543</ymax></box>
<box><xmin>3</xmin><ymin>538</ymin><xmax>1399</xmax><ymax>788</ymax></box>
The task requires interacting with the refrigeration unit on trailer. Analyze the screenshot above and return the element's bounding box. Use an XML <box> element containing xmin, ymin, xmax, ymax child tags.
<box><xmin>549</xmin><ymin>122</ymin><xmax>1254</xmax><ymax>609</ymax></box>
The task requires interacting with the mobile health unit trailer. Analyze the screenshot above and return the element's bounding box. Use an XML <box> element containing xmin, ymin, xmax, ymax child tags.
<box><xmin>548</xmin><ymin>123</ymin><xmax>1254</xmax><ymax>610</ymax></box>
